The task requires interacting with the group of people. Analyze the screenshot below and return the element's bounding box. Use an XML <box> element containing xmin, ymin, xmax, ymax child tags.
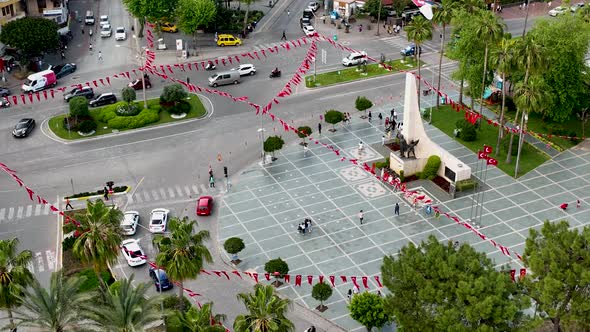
<box><xmin>297</xmin><ymin>218</ymin><xmax>313</xmax><ymax>235</ymax></box>
<box><xmin>342</xmin><ymin>112</ymin><xmax>352</xmax><ymax>125</ymax></box>
<box><xmin>385</xmin><ymin>24</ymin><xmax>402</xmax><ymax>35</ymax></box>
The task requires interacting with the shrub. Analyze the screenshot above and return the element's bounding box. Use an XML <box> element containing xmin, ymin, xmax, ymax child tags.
<box><xmin>109</xmin><ymin>280</ymin><xmax>122</xmax><ymax>294</ymax></box>
<box><xmin>296</xmin><ymin>126</ymin><xmax>312</xmax><ymax>139</ymax></box>
<box><xmin>264</xmin><ymin>258</ymin><xmax>289</xmax><ymax>279</ymax></box>
<box><xmin>107</xmin><ymin>108</ymin><xmax>160</xmax><ymax>129</ymax></box>
<box><xmin>77</xmin><ymin>268</ymin><xmax>112</xmax><ymax>292</ymax></box>
<box><xmin>121</xmin><ymin>87</ymin><xmax>136</xmax><ymax>104</ymax></box>
<box><xmin>422</xmin><ymin>155</ymin><xmax>441</xmax><ymax>180</ymax></box>
<box><xmin>163</xmin><ymin>295</ymin><xmax>191</xmax><ymax>312</ymax></box>
<box><xmin>224</xmin><ymin>237</ymin><xmax>245</xmax><ymax>261</ymax></box>
<box><xmin>69</xmin><ymin>96</ymin><xmax>89</xmax><ymax>118</ymax></box>
<box><xmin>456</xmin><ymin>119</ymin><xmax>477</xmax><ymax>141</ymax></box>
<box><xmin>312</xmin><ymin>282</ymin><xmax>333</xmax><ymax>310</ymax></box>
<box><xmin>115</xmin><ymin>103</ymin><xmax>141</xmax><ymax>116</ymax></box>
<box><xmin>167</xmin><ymin>100</ymin><xmax>191</xmax><ymax>115</ymax></box>
<box><xmin>502</xmin><ymin>135</ymin><xmax>519</xmax><ymax>156</ymax></box>
<box><xmin>263</xmin><ymin>136</ymin><xmax>285</xmax><ymax>155</ymax></box>
<box><xmin>399</xmin><ymin>170</ymin><xmax>405</xmax><ymax>182</ymax></box>
<box><xmin>355</xmin><ymin>96</ymin><xmax>373</xmax><ymax>114</ymax></box>
<box><xmin>456</xmin><ymin>178</ymin><xmax>478</xmax><ymax>191</ymax></box>
<box><xmin>374</xmin><ymin>157</ymin><xmax>390</xmax><ymax>169</ymax></box>
<box><xmin>160</xmin><ymin>84</ymin><xmax>188</xmax><ymax>105</ymax></box>
<box><xmin>324</xmin><ymin>110</ymin><xmax>344</xmax><ymax>130</ymax></box>
<box><xmin>78</xmin><ymin>120</ymin><xmax>97</xmax><ymax>134</ymax></box>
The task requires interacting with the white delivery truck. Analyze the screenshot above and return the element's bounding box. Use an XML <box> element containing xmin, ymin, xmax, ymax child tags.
<box><xmin>21</xmin><ymin>70</ymin><xmax>57</xmax><ymax>93</ymax></box>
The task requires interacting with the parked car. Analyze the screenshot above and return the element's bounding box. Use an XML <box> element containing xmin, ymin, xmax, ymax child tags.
<box><xmin>64</xmin><ymin>86</ymin><xmax>94</xmax><ymax>102</ymax></box>
<box><xmin>149</xmin><ymin>208</ymin><xmax>169</xmax><ymax>233</ymax></box>
<box><xmin>196</xmin><ymin>196</ymin><xmax>213</xmax><ymax>216</ymax></box>
<box><xmin>89</xmin><ymin>93</ymin><xmax>117</xmax><ymax>107</ymax></box>
<box><xmin>99</xmin><ymin>15</ymin><xmax>109</xmax><ymax>27</ymax></box>
<box><xmin>21</xmin><ymin>70</ymin><xmax>57</xmax><ymax>93</ymax></box>
<box><xmin>128</xmin><ymin>75</ymin><xmax>151</xmax><ymax>90</ymax></box>
<box><xmin>121</xmin><ymin>239</ymin><xmax>147</xmax><ymax>267</ymax></box>
<box><xmin>303</xmin><ymin>25</ymin><xmax>317</xmax><ymax>37</ymax></box>
<box><xmin>160</xmin><ymin>22</ymin><xmax>178</xmax><ymax>32</ymax></box>
<box><xmin>115</xmin><ymin>27</ymin><xmax>127</xmax><ymax>40</ymax></box>
<box><xmin>549</xmin><ymin>6</ymin><xmax>568</xmax><ymax>16</ymax></box>
<box><xmin>149</xmin><ymin>267</ymin><xmax>173</xmax><ymax>291</ymax></box>
<box><xmin>400</xmin><ymin>44</ymin><xmax>422</xmax><ymax>56</ymax></box>
<box><xmin>308</xmin><ymin>1</ymin><xmax>319</xmax><ymax>11</ymax></box>
<box><xmin>12</xmin><ymin>118</ymin><xmax>35</xmax><ymax>138</ymax></box>
<box><xmin>571</xmin><ymin>2</ymin><xmax>585</xmax><ymax>12</ymax></box>
<box><xmin>217</xmin><ymin>34</ymin><xmax>242</xmax><ymax>47</ymax></box>
<box><xmin>232</xmin><ymin>64</ymin><xmax>256</xmax><ymax>76</ymax></box>
<box><xmin>50</xmin><ymin>63</ymin><xmax>76</xmax><ymax>79</ymax></box>
<box><xmin>120</xmin><ymin>210</ymin><xmax>139</xmax><ymax>235</ymax></box>
<box><xmin>0</xmin><ymin>87</ymin><xmax>11</xmax><ymax>97</ymax></box>
<box><xmin>342</xmin><ymin>51</ymin><xmax>367</xmax><ymax>66</ymax></box>
<box><xmin>101</xmin><ymin>24</ymin><xmax>112</xmax><ymax>38</ymax></box>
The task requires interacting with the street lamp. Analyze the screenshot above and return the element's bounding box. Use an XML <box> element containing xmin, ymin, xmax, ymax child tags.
<box><xmin>132</xmin><ymin>34</ymin><xmax>148</xmax><ymax>109</ymax></box>
<box><xmin>257</xmin><ymin>127</ymin><xmax>266</xmax><ymax>165</ymax></box>
<box><xmin>376</xmin><ymin>0</ymin><xmax>382</xmax><ymax>36</ymax></box>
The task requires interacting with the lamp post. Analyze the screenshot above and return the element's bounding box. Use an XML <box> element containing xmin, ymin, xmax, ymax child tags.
<box><xmin>132</xmin><ymin>34</ymin><xmax>148</xmax><ymax>109</ymax></box>
<box><xmin>376</xmin><ymin>0</ymin><xmax>382</xmax><ymax>36</ymax></box>
<box><xmin>258</xmin><ymin>126</ymin><xmax>266</xmax><ymax>165</ymax></box>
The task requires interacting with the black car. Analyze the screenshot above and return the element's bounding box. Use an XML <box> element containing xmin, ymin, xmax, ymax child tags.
<box><xmin>12</xmin><ymin>118</ymin><xmax>35</xmax><ymax>138</ymax></box>
<box><xmin>51</xmin><ymin>63</ymin><xmax>77</xmax><ymax>79</ymax></box>
<box><xmin>64</xmin><ymin>86</ymin><xmax>94</xmax><ymax>102</ymax></box>
<box><xmin>0</xmin><ymin>87</ymin><xmax>10</xmax><ymax>97</ymax></box>
<box><xmin>89</xmin><ymin>93</ymin><xmax>117</xmax><ymax>107</ymax></box>
<box><xmin>149</xmin><ymin>267</ymin><xmax>173</xmax><ymax>291</ymax></box>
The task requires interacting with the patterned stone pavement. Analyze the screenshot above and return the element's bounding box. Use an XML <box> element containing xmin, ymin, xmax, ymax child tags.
<box><xmin>217</xmin><ymin>94</ymin><xmax>590</xmax><ymax>331</ymax></box>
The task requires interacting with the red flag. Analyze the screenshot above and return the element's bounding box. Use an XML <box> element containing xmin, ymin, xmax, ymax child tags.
<box><xmin>519</xmin><ymin>268</ymin><xmax>526</xmax><ymax>279</ymax></box>
<box><xmin>35</xmin><ymin>92</ymin><xmax>40</xmax><ymax>101</ymax></box>
<box><xmin>42</xmin><ymin>90</ymin><xmax>47</xmax><ymax>100</ymax></box>
<box><xmin>24</xmin><ymin>186</ymin><xmax>34</xmax><ymax>200</ymax></box>
<box><xmin>362</xmin><ymin>276</ymin><xmax>368</xmax><ymax>288</ymax></box>
<box><xmin>187</xmin><ymin>63</ymin><xmax>192</xmax><ymax>71</ymax></box>
<box><xmin>307</xmin><ymin>275</ymin><xmax>313</xmax><ymax>285</ymax></box>
<box><xmin>329</xmin><ymin>275</ymin><xmax>335</xmax><ymax>287</ymax></box>
<box><xmin>295</xmin><ymin>275</ymin><xmax>302</xmax><ymax>286</ymax></box>
<box><xmin>12</xmin><ymin>95</ymin><xmax>17</xmax><ymax>105</ymax></box>
<box><xmin>284</xmin><ymin>274</ymin><xmax>290</xmax><ymax>283</ymax></box>
<box><xmin>510</xmin><ymin>269</ymin><xmax>515</xmax><ymax>282</ymax></box>
<box><xmin>264</xmin><ymin>273</ymin><xmax>271</xmax><ymax>281</ymax></box>
<box><xmin>374</xmin><ymin>276</ymin><xmax>382</xmax><ymax>288</ymax></box>
<box><xmin>252</xmin><ymin>273</ymin><xmax>259</xmax><ymax>283</ymax></box>
<box><xmin>340</xmin><ymin>275</ymin><xmax>347</xmax><ymax>283</ymax></box>
<box><xmin>232</xmin><ymin>270</ymin><xmax>242</xmax><ymax>279</ymax></box>
<box><xmin>106</xmin><ymin>77</ymin><xmax>111</xmax><ymax>85</ymax></box>
<box><xmin>28</xmin><ymin>93</ymin><xmax>33</xmax><ymax>103</ymax></box>
<box><xmin>487</xmin><ymin>158</ymin><xmax>498</xmax><ymax>166</ymax></box>
<box><xmin>478</xmin><ymin>151</ymin><xmax>489</xmax><ymax>160</ymax></box>
<box><xmin>319</xmin><ymin>275</ymin><xmax>324</xmax><ymax>284</ymax></box>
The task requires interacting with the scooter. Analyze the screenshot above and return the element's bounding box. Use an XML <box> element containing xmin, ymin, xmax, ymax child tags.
<box><xmin>205</xmin><ymin>62</ymin><xmax>216</xmax><ymax>71</ymax></box>
<box><xmin>0</xmin><ymin>98</ymin><xmax>11</xmax><ymax>108</ymax></box>
<box><xmin>269</xmin><ymin>70</ymin><xmax>281</xmax><ymax>78</ymax></box>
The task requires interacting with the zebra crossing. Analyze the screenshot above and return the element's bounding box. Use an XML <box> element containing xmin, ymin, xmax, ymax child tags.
<box><xmin>126</xmin><ymin>183</ymin><xmax>217</xmax><ymax>205</ymax></box>
<box><xmin>26</xmin><ymin>250</ymin><xmax>56</xmax><ymax>274</ymax></box>
<box><xmin>377</xmin><ymin>36</ymin><xmax>407</xmax><ymax>50</ymax></box>
<box><xmin>0</xmin><ymin>203</ymin><xmax>53</xmax><ymax>223</ymax></box>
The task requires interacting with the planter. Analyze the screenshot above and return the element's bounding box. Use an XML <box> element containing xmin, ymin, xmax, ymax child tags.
<box><xmin>231</xmin><ymin>259</ymin><xmax>242</xmax><ymax>265</ymax></box>
<box><xmin>433</xmin><ymin>176</ymin><xmax>451</xmax><ymax>193</ymax></box>
<box><xmin>77</xmin><ymin>130</ymin><xmax>95</xmax><ymax>136</ymax></box>
<box><xmin>65</xmin><ymin>186</ymin><xmax>130</xmax><ymax>200</ymax></box>
<box><xmin>316</xmin><ymin>304</ymin><xmax>328</xmax><ymax>312</ymax></box>
<box><xmin>272</xmin><ymin>280</ymin><xmax>284</xmax><ymax>287</ymax></box>
<box><xmin>170</xmin><ymin>113</ymin><xmax>187</xmax><ymax>119</ymax></box>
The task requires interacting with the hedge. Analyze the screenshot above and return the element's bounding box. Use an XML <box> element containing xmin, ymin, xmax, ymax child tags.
<box><xmin>456</xmin><ymin>178</ymin><xmax>477</xmax><ymax>191</ymax></box>
<box><xmin>96</xmin><ymin>102</ymin><xmax>160</xmax><ymax>130</ymax></box>
<box><xmin>65</xmin><ymin>185</ymin><xmax>128</xmax><ymax>199</ymax></box>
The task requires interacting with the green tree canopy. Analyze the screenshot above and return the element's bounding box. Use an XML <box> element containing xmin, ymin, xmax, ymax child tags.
<box><xmin>177</xmin><ymin>0</ymin><xmax>217</xmax><ymax>35</ymax></box>
<box><xmin>264</xmin><ymin>258</ymin><xmax>289</xmax><ymax>280</ymax></box>
<box><xmin>296</xmin><ymin>126</ymin><xmax>312</xmax><ymax>139</ymax></box>
<box><xmin>324</xmin><ymin>110</ymin><xmax>344</xmax><ymax>130</ymax></box>
<box><xmin>348</xmin><ymin>291</ymin><xmax>390</xmax><ymax>331</ymax></box>
<box><xmin>160</xmin><ymin>83</ymin><xmax>188</xmax><ymax>105</ymax></box>
<box><xmin>363</xmin><ymin>0</ymin><xmax>386</xmax><ymax>18</ymax></box>
<box><xmin>263</xmin><ymin>136</ymin><xmax>285</xmax><ymax>156</ymax></box>
<box><xmin>69</xmin><ymin>97</ymin><xmax>89</xmax><ymax>119</ymax></box>
<box><xmin>234</xmin><ymin>284</ymin><xmax>293</xmax><ymax>332</ymax></box>
<box><xmin>223</xmin><ymin>237</ymin><xmax>245</xmax><ymax>255</ymax></box>
<box><xmin>311</xmin><ymin>282</ymin><xmax>333</xmax><ymax>310</ymax></box>
<box><xmin>522</xmin><ymin>221</ymin><xmax>590</xmax><ymax>331</ymax></box>
<box><xmin>381</xmin><ymin>235</ymin><xmax>530</xmax><ymax>331</ymax></box>
<box><xmin>355</xmin><ymin>96</ymin><xmax>373</xmax><ymax>114</ymax></box>
<box><xmin>0</xmin><ymin>17</ymin><xmax>59</xmax><ymax>59</ymax></box>
<box><xmin>0</xmin><ymin>238</ymin><xmax>34</xmax><ymax>330</ymax></box>
<box><xmin>122</xmin><ymin>0</ymin><xmax>178</xmax><ymax>23</ymax></box>
<box><xmin>122</xmin><ymin>87</ymin><xmax>136</xmax><ymax>105</ymax></box>
<box><xmin>169</xmin><ymin>302</ymin><xmax>226</xmax><ymax>332</ymax></box>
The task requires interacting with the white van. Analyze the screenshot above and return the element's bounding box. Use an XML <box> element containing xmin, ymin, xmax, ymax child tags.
<box><xmin>85</xmin><ymin>11</ymin><xmax>95</xmax><ymax>25</ymax></box>
<box><xmin>208</xmin><ymin>71</ymin><xmax>240</xmax><ymax>87</ymax></box>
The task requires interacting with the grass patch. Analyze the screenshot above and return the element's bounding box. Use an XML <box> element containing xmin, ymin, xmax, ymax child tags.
<box><xmin>431</xmin><ymin>105</ymin><xmax>550</xmax><ymax>178</ymax></box>
<box><xmin>48</xmin><ymin>95</ymin><xmax>207</xmax><ymax>140</ymax></box>
<box><xmin>305</xmin><ymin>58</ymin><xmax>419</xmax><ymax>88</ymax></box>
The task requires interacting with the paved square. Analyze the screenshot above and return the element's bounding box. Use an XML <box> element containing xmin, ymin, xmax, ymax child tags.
<box><xmin>218</xmin><ymin>98</ymin><xmax>590</xmax><ymax>331</ymax></box>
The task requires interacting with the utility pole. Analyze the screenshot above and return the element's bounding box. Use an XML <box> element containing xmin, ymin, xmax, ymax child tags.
<box><xmin>376</xmin><ymin>0</ymin><xmax>382</xmax><ymax>36</ymax></box>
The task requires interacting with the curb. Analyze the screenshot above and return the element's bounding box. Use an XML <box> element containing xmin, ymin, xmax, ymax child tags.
<box><xmin>65</xmin><ymin>186</ymin><xmax>131</xmax><ymax>202</ymax></box>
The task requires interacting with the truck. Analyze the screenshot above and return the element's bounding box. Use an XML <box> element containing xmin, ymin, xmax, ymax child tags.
<box><xmin>21</xmin><ymin>70</ymin><xmax>57</xmax><ymax>93</ymax></box>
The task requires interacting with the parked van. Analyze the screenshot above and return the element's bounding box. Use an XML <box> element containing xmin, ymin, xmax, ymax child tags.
<box><xmin>208</xmin><ymin>71</ymin><xmax>240</xmax><ymax>87</ymax></box>
<box><xmin>22</xmin><ymin>70</ymin><xmax>57</xmax><ymax>93</ymax></box>
<box><xmin>216</xmin><ymin>34</ymin><xmax>241</xmax><ymax>47</ymax></box>
<box><xmin>85</xmin><ymin>11</ymin><xmax>95</xmax><ymax>25</ymax></box>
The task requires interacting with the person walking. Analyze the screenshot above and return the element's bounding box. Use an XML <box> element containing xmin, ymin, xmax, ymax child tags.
<box><xmin>98</xmin><ymin>50</ymin><xmax>102</xmax><ymax>61</ymax></box>
<box><xmin>358</xmin><ymin>210</ymin><xmax>364</xmax><ymax>225</ymax></box>
<box><xmin>209</xmin><ymin>175</ymin><xmax>215</xmax><ymax>188</ymax></box>
<box><xmin>394</xmin><ymin>202</ymin><xmax>400</xmax><ymax>216</ymax></box>
<box><xmin>81</xmin><ymin>27</ymin><xmax>84</xmax><ymax>34</ymax></box>
<box><xmin>61</xmin><ymin>50</ymin><xmax>66</xmax><ymax>60</ymax></box>
<box><xmin>103</xmin><ymin>186</ymin><xmax>109</xmax><ymax>201</ymax></box>
<box><xmin>381</xmin><ymin>135</ymin><xmax>386</xmax><ymax>146</ymax></box>
<box><xmin>368</xmin><ymin>111</ymin><xmax>372</xmax><ymax>122</ymax></box>
<box><xmin>65</xmin><ymin>197</ymin><xmax>73</xmax><ymax>210</ymax></box>
<box><xmin>577</xmin><ymin>199</ymin><xmax>581</xmax><ymax>208</ymax></box>
<box><xmin>347</xmin><ymin>289</ymin><xmax>352</xmax><ymax>302</ymax></box>
<box><xmin>378</xmin><ymin>113</ymin><xmax>383</xmax><ymax>123</ymax></box>
<box><xmin>318</xmin><ymin>122</ymin><xmax>322</xmax><ymax>135</ymax></box>
<box><xmin>89</xmin><ymin>43</ymin><xmax>93</xmax><ymax>52</ymax></box>
<box><xmin>281</xmin><ymin>30</ymin><xmax>287</xmax><ymax>41</ymax></box>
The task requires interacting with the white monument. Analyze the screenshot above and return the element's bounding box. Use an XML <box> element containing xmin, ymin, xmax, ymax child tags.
<box><xmin>389</xmin><ymin>73</ymin><xmax>471</xmax><ymax>184</ymax></box>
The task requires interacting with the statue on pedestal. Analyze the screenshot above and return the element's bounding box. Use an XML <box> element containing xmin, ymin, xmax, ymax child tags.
<box><xmin>407</xmin><ymin>139</ymin><xmax>420</xmax><ymax>159</ymax></box>
<box><xmin>396</xmin><ymin>133</ymin><xmax>419</xmax><ymax>159</ymax></box>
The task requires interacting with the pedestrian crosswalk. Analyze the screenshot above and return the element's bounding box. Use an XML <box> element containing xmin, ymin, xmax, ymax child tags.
<box><xmin>377</xmin><ymin>36</ymin><xmax>406</xmax><ymax>50</ymax></box>
<box><xmin>0</xmin><ymin>203</ymin><xmax>54</xmax><ymax>223</ymax></box>
<box><xmin>26</xmin><ymin>250</ymin><xmax>56</xmax><ymax>274</ymax></box>
<box><xmin>126</xmin><ymin>183</ymin><xmax>217</xmax><ymax>205</ymax></box>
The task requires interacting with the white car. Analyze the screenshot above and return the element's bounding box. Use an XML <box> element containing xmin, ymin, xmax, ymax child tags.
<box><xmin>149</xmin><ymin>208</ymin><xmax>169</xmax><ymax>233</ymax></box>
<box><xmin>233</xmin><ymin>64</ymin><xmax>256</xmax><ymax>76</ymax></box>
<box><xmin>548</xmin><ymin>6</ymin><xmax>567</xmax><ymax>16</ymax></box>
<box><xmin>303</xmin><ymin>25</ymin><xmax>317</xmax><ymax>37</ymax></box>
<box><xmin>100</xmin><ymin>24</ymin><xmax>112</xmax><ymax>38</ymax></box>
<box><xmin>342</xmin><ymin>51</ymin><xmax>367</xmax><ymax>66</ymax></box>
<box><xmin>308</xmin><ymin>1</ymin><xmax>319</xmax><ymax>11</ymax></box>
<box><xmin>115</xmin><ymin>27</ymin><xmax>127</xmax><ymax>41</ymax></box>
<box><xmin>120</xmin><ymin>211</ymin><xmax>139</xmax><ymax>235</ymax></box>
<box><xmin>571</xmin><ymin>2</ymin><xmax>585</xmax><ymax>12</ymax></box>
<box><xmin>99</xmin><ymin>15</ymin><xmax>109</xmax><ymax>27</ymax></box>
<box><xmin>121</xmin><ymin>239</ymin><xmax>147</xmax><ymax>267</ymax></box>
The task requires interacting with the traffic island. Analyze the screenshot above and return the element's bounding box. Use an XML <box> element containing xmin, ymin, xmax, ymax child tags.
<box><xmin>305</xmin><ymin>58</ymin><xmax>419</xmax><ymax>88</ymax></box>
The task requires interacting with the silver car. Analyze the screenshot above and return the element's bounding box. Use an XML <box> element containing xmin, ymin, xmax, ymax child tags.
<box><xmin>100</xmin><ymin>24</ymin><xmax>112</xmax><ymax>38</ymax></box>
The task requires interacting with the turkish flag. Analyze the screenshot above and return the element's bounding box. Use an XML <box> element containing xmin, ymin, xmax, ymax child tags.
<box><xmin>329</xmin><ymin>276</ymin><xmax>335</xmax><ymax>287</ymax></box>
<box><xmin>362</xmin><ymin>276</ymin><xmax>368</xmax><ymax>288</ymax></box>
<box><xmin>374</xmin><ymin>276</ymin><xmax>383</xmax><ymax>288</ymax></box>
<box><xmin>232</xmin><ymin>270</ymin><xmax>242</xmax><ymax>279</ymax></box>
<box><xmin>284</xmin><ymin>274</ymin><xmax>290</xmax><ymax>283</ymax></box>
<box><xmin>252</xmin><ymin>273</ymin><xmax>259</xmax><ymax>283</ymax></box>
<box><xmin>519</xmin><ymin>268</ymin><xmax>526</xmax><ymax>279</ymax></box>
<box><xmin>487</xmin><ymin>158</ymin><xmax>498</xmax><ymax>166</ymax></box>
<box><xmin>264</xmin><ymin>273</ymin><xmax>271</xmax><ymax>281</ymax></box>
<box><xmin>307</xmin><ymin>275</ymin><xmax>313</xmax><ymax>285</ymax></box>
<box><xmin>477</xmin><ymin>151</ymin><xmax>489</xmax><ymax>160</ymax></box>
<box><xmin>483</xmin><ymin>145</ymin><xmax>492</xmax><ymax>154</ymax></box>
<box><xmin>295</xmin><ymin>275</ymin><xmax>302</xmax><ymax>286</ymax></box>
<box><xmin>319</xmin><ymin>275</ymin><xmax>324</xmax><ymax>284</ymax></box>
<box><xmin>510</xmin><ymin>269</ymin><xmax>515</xmax><ymax>282</ymax></box>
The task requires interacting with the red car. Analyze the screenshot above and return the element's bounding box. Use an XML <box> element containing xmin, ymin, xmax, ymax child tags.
<box><xmin>128</xmin><ymin>74</ymin><xmax>151</xmax><ymax>90</ymax></box>
<box><xmin>196</xmin><ymin>196</ymin><xmax>213</xmax><ymax>216</ymax></box>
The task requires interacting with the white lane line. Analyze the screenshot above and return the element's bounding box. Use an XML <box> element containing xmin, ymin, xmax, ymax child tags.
<box><xmin>16</xmin><ymin>206</ymin><xmax>24</xmax><ymax>219</ymax></box>
<box><xmin>191</xmin><ymin>185</ymin><xmax>199</xmax><ymax>194</ymax></box>
<box><xmin>185</xmin><ymin>186</ymin><xmax>192</xmax><ymax>196</ymax></box>
<box><xmin>135</xmin><ymin>193</ymin><xmax>143</xmax><ymax>203</ymax></box>
<box><xmin>175</xmin><ymin>185</ymin><xmax>183</xmax><ymax>196</ymax></box>
<box><xmin>8</xmin><ymin>207</ymin><xmax>14</xmax><ymax>220</ymax></box>
<box><xmin>34</xmin><ymin>204</ymin><xmax>42</xmax><ymax>216</ymax></box>
<box><xmin>127</xmin><ymin>194</ymin><xmax>134</xmax><ymax>205</ymax></box>
<box><xmin>143</xmin><ymin>191</ymin><xmax>151</xmax><ymax>202</ymax></box>
<box><xmin>0</xmin><ymin>208</ymin><xmax>5</xmax><ymax>221</ymax></box>
<box><xmin>43</xmin><ymin>204</ymin><xmax>50</xmax><ymax>215</ymax></box>
<box><xmin>151</xmin><ymin>190</ymin><xmax>159</xmax><ymax>201</ymax></box>
<box><xmin>35</xmin><ymin>252</ymin><xmax>45</xmax><ymax>272</ymax></box>
<box><xmin>46</xmin><ymin>250</ymin><xmax>56</xmax><ymax>271</ymax></box>
<box><xmin>159</xmin><ymin>188</ymin><xmax>167</xmax><ymax>200</ymax></box>
<box><xmin>25</xmin><ymin>205</ymin><xmax>32</xmax><ymax>217</ymax></box>
<box><xmin>168</xmin><ymin>188</ymin><xmax>175</xmax><ymax>199</ymax></box>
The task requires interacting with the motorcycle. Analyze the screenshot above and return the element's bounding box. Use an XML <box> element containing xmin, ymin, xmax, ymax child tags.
<box><xmin>205</xmin><ymin>62</ymin><xmax>216</xmax><ymax>71</ymax></box>
<box><xmin>0</xmin><ymin>98</ymin><xmax>11</xmax><ymax>108</ymax></box>
<box><xmin>269</xmin><ymin>70</ymin><xmax>281</xmax><ymax>78</ymax></box>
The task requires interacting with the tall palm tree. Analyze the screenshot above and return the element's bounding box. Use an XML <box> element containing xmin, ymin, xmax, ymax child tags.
<box><xmin>405</xmin><ymin>15</ymin><xmax>433</xmax><ymax>108</ymax></box>
<box><xmin>0</xmin><ymin>238</ymin><xmax>34</xmax><ymax>330</ymax></box>
<box><xmin>432</xmin><ymin>0</ymin><xmax>456</xmax><ymax>117</ymax></box>
<box><xmin>506</xmin><ymin>36</ymin><xmax>545</xmax><ymax>164</ymax></box>
<box><xmin>155</xmin><ymin>216</ymin><xmax>213</xmax><ymax>311</ymax></box>
<box><xmin>170</xmin><ymin>302</ymin><xmax>227</xmax><ymax>332</ymax></box>
<box><xmin>84</xmin><ymin>276</ymin><xmax>164</xmax><ymax>331</ymax></box>
<box><xmin>491</xmin><ymin>37</ymin><xmax>517</xmax><ymax>156</ymax></box>
<box><xmin>474</xmin><ymin>10</ymin><xmax>505</xmax><ymax>118</ymax></box>
<box><xmin>13</xmin><ymin>270</ymin><xmax>92</xmax><ymax>331</ymax></box>
<box><xmin>71</xmin><ymin>199</ymin><xmax>123</xmax><ymax>290</ymax></box>
<box><xmin>234</xmin><ymin>284</ymin><xmax>294</xmax><ymax>332</ymax></box>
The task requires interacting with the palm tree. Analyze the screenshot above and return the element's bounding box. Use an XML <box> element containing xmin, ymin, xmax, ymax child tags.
<box><xmin>405</xmin><ymin>15</ymin><xmax>433</xmax><ymax>108</ymax></box>
<box><xmin>513</xmin><ymin>76</ymin><xmax>551</xmax><ymax>177</ymax></box>
<box><xmin>155</xmin><ymin>216</ymin><xmax>213</xmax><ymax>311</ymax></box>
<box><xmin>71</xmin><ymin>199</ymin><xmax>123</xmax><ymax>290</ymax></box>
<box><xmin>491</xmin><ymin>37</ymin><xmax>516</xmax><ymax>156</ymax></box>
<box><xmin>13</xmin><ymin>270</ymin><xmax>92</xmax><ymax>331</ymax></box>
<box><xmin>506</xmin><ymin>36</ymin><xmax>545</xmax><ymax>164</ymax></box>
<box><xmin>0</xmin><ymin>238</ymin><xmax>34</xmax><ymax>330</ymax></box>
<box><xmin>234</xmin><ymin>284</ymin><xmax>294</xmax><ymax>332</ymax></box>
<box><xmin>474</xmin><ymin>10</ymin><xmax>505</xmax><ymax>118</ymax></box>
<box><xmin>432</xmin><ymin>0</ymin><xmax>456</xmax><ymax>118</ymax></box>
<box><xmin>170</xmin><ymin>302</ymin><xmax>227</xmax><ymax>332</ymax></box>
<box><xmin>84</xmin><ymin>276</ymin><xmax>164</xmax><ymax>331</ymax></box>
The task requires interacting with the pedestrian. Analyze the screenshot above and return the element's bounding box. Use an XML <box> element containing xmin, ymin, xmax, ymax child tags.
<box><xmin>368</xmin><ymin>111</ymin><xmax>372</xmax><ymax>122</ymax></box>
<box><xmin>209</xmin><ymin>175</ymin><xmax>215</xmax><ymax>188</ymax></box>
<box><xmin>318</xmin><ymin>122</ymin><xmax>322</xmax><ymax>135</ymax></box>
<box><xmin>347</xmin><ymin>289</ymin><xmax>352</xmax><ymax>301</ymax></box>
<box><xmin>81</xmin><ymin>27</ymin><xmax>84</xmax><ymax>34</ymax></box>
<box><xmin>378</xmin><ymin>113</ymin><xmax>383</xmax><ymax>123</ymax></box>
<box><xmin>390</xmin><ymin>108</ymin><xmax>395</xmax><ymax>119</ymax></box>
<box><xmin>287</xmin><ymin>10</ymin><xmax>290</xmax><ymax>16</ymax></box>
<box><xmin>103</xmin><ymin>186</ymin><xmax>109</xmax><ymax>201</ymax></box>
<box><xmin>186</xmin><ymin>76</ymin><xmax>190</xmax><ymax>84</ymax></box>
<box><xmin>303</xmin><ymin>143</ymin><xmax>309</xmax><ymax>156</ymax></box>
<box><xmin>358</xmin><ymin>24</ymin><xmax>363</xmax><ymax>32</ymax></box>
<box><xmin>358</xmin><ymin>210</ymin><xmax>364</xmax><ymax>225</ymax></box>
<box><xmin>89</xmin><ymin>43</ymin><xmax>93</xmax><ymax>52</ymax></box>
<box><xmin>560</xmin><ymin>203</ymin><xmax>568</xmax><ymax>211</ymax></box>
<box><xmin>98</xmin><ymin>50</ymin><xmax>102</xmax><ymax>61</ymax></box>
<box><xmin>353</xmin><ymin>286</ymin><xmax>359</xmax><ymax>295</ymax></box>
<box><xmin>65</xmin><ymin>197</ymin><xmax>73</xmax><ymax>210</ymax></box>
<box><xmin>394</xmin><ymin>202</ymin><xmax>400</xmax><ymax>216</ymax></box>
<box><xmin>89</xmin><ymin>28</ymin><xmax>93</xmax><ymax>37</ymax></box>
<box><xmin>381</xmin><ymin>135</ymin><xmax>385</xmax><ymax>146</ymax></box>
<box><xmin>377</xmin><ymin>290</ymin><xmax>382</xmax><ymax>297</ymax></box>
<box><xmin>577</xmin><ymin>199</ymin><xmax>581</xmax><ymax>208</ymax></box>
<box><xmin>281</xmin><ymin>30</ymin><xmax>287</xmax><ymax>41</ymax></box>
<box><xmin>61</xmin><ymin>51</ymin><xmax>66</xmax><ymax>60</ymax></box>
<box><xmin>385</xmin><ymin>116</ymin><xmax>389</xmax><ymax>128</ymax></box>
<box><xmin>358</xmin><ymin>141</ymin><xmax>364</xmax><ymax>154</ymax></box>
